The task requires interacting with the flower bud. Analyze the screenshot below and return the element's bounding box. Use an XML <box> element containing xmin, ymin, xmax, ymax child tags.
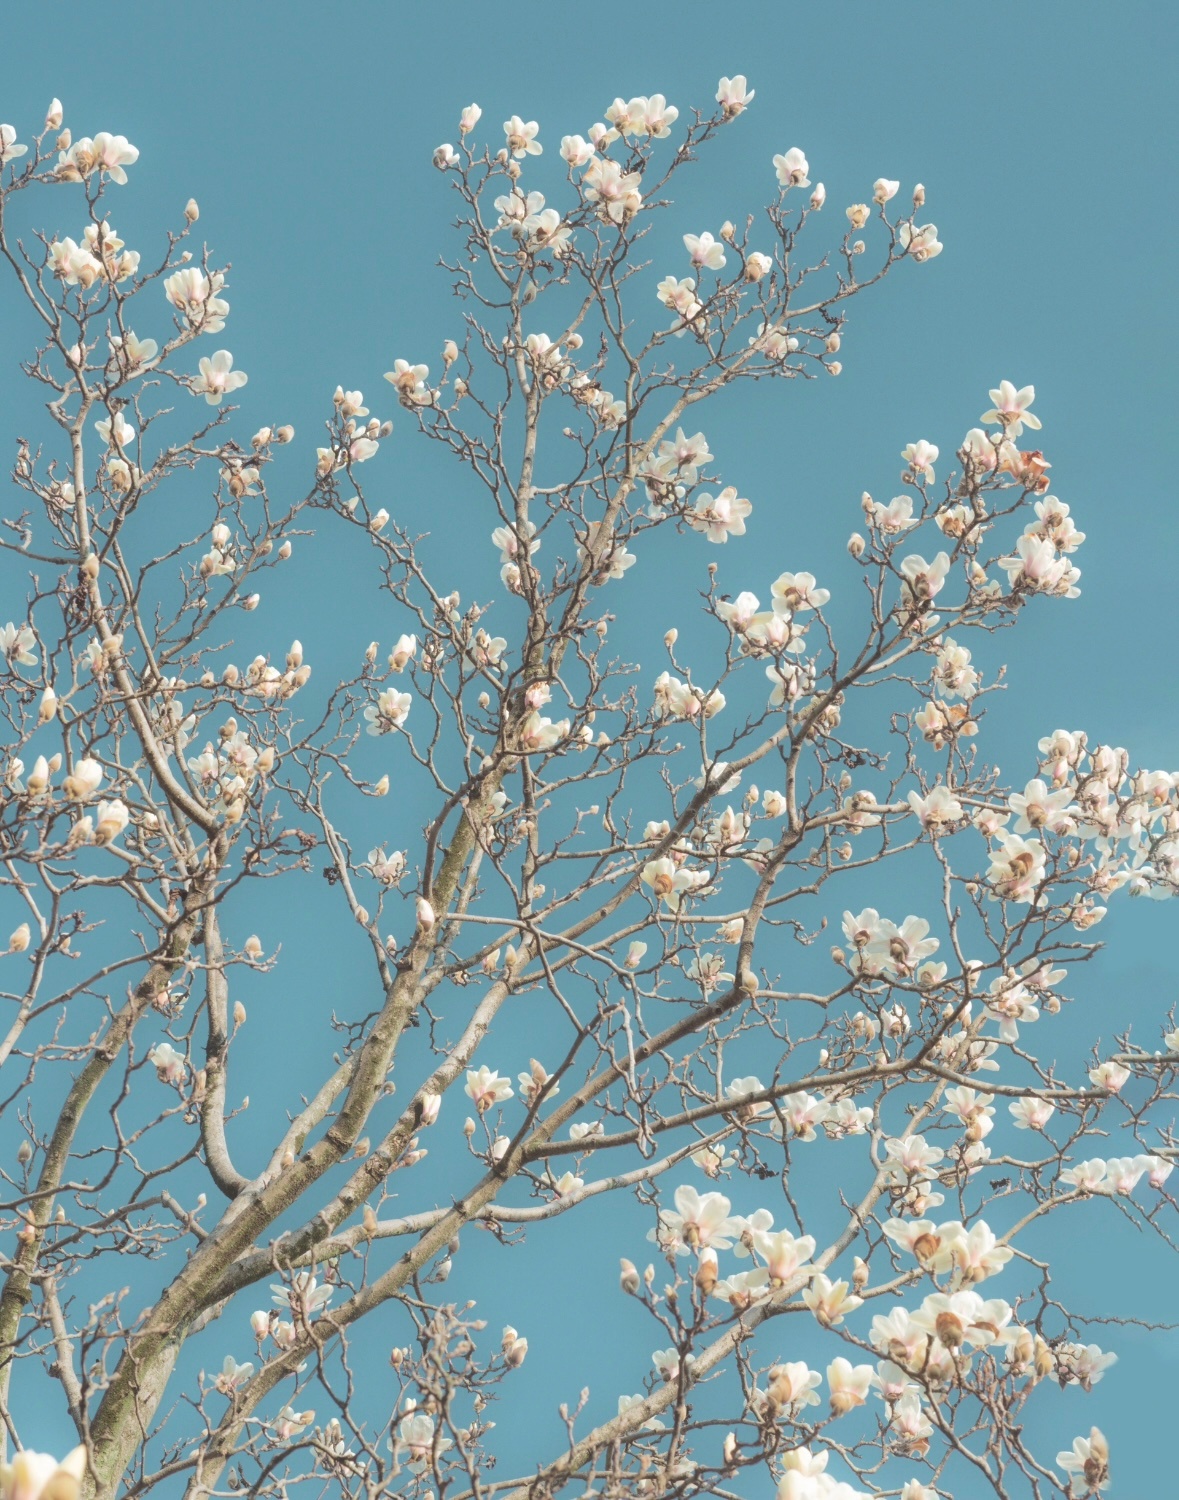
<box><xmin>233</xmin><ymin>1000</ymin><xmax>247</xmax><ymax>1026</ymax></box>
<box><xmin>38</xmin><ymin>686</ymin><xmax>58</xmax><ymax>724</ymax></box>
<box><xmin>619</xmin><ymin>1257</ymin><xmax>641</xmax><ymax>1295</ymax></box>
<box><xmin>46</xmin><ymin>99</ymin><xmax>64</xmax><ymax>131</ymax></box>
<box><xmin>184</xmin><ymin>198</ymin><xmax>200</xmax><ymax>223</ymax></box>
<box><xmin>847</xmin><ymin>531</ymin><xmax>866</xmax><ymax>558</ymax></box>
<box><xmin>8</xmin><ymin>923</ymin><xmax>31</xmax><ymax>954</ymax></box>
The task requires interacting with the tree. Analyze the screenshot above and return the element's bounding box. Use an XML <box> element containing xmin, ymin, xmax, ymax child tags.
<box><xmin>0</xmin><ymin>80</ymin><xmax>1173</xmax><ymax>1500</ymax></box>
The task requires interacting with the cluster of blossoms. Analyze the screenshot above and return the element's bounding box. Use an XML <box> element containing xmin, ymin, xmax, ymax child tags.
<box><xmin>4</xmin><ymin>79</ymin><xmax>1174</xmax><ymax>1500</ymax></box>
<box><xmin>634</xmin><ymin>1181</ymin><xmax>1122</xmax><ymax>1494</ymax></box>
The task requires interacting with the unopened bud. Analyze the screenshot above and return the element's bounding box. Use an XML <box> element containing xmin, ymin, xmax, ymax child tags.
<box><xmin>184</xmin><ymin>198</ymin><xmax>200</xmax><ymax>223</ymax></box>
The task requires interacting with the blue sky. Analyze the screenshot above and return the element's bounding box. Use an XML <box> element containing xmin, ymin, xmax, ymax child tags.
<box><xmin>2</xmin><ymin>1</ymin><xmax>1177</xmax><ymax>1491</ymax></box>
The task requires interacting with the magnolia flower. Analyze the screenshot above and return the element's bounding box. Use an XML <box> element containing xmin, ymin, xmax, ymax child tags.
<box><xmin>899</xmin><ymin>221</ymin><xmax>943</xmax><ymax>261</ymax></box>
<box><xmin>981</xmin><ymin>380</ymin><xmax>1041</xmax><ymax>437</ymax></box>
<box><xmin>194</xmin><ymin>350</ymin><xmax>248</xmax><ymax>404</ymax></box>
<box><xmin>0</xmin><ymin>623</ymin><xmax>37</xmax><ymax>667</ymax></box>
<box><xmin>464</xmin><ymin>1066</ymin><xmax>513</xmax><ymax>1112</ymax></box>
<box><xmin>1060</xmin><ymin>1158</ymin><xmax>1109</xmax><ymax>1194</ymax></box>
<box><xmin>62</xmin><ymin>757</ymin><xmax>103</xmax><ymax>802</ymax></box>
<box><xmin>650</xmin><ymin>1183</ymin><xmax>738</xmax><ymax>1254</ymax></box>
<box><xmin>164</xmin><ymin>268</ymin><xmax>230</xmax><ymax>332</ymax></box>
<box><xmin>388</xmin><ymin>633</ymin><xmax>417</xmax><ymax>672</ymax></box>
<box><xmin>364</xmin><ymin>689</ymin><xmax>412</xmax><ymax>735</ymax></box>
<box><xmin>827</xmin><ymin>1357</ymin><xmax>874</xmax><ymax>1414</ymax></box>
<box><xmin>110</xmin><ymin>330</ymin><xmax>158</xmax><ymax>368</ymax></box>
<box><xmin>684</xmin><ymin>231</ymin><xmax>726</xmax><ymax>270</ymax></box>
<box><xmin>394</xmin><ymin>1412</ymin><xmax>452</xmax><ymax>1474</ymax></box>
<box><xmin>385</xmin><ymin>358</ymin><xmax>431</xmax><ymax>404</ymax></box>
<box><xmin>763</xmin><ymin>1361</ymin><xmax>821</xmax><ymax>1412</ymax></box>
<box><xmin>716</xmin><ymin>75</ymin><xmax>755</xmax><ymax>118</ymax></box>
<box><xmin>907</xmin><ymin>784</ymin><xmax>963</xmax><ymax>832</ymax></box>
<box><xmin>1088</xmin><ymin>1060</ymin><xmax>1130</xmax><ymax>1093</ymax></box>
<box><xmin>933</xmin><ymin>637</ymin><xmax>978</xmax><ymax>699</ymax></box>
<box><xmin>1056</xmin><ymin>1426</ymin><xmax>1110</xmax><ymax>1492</ymax></box>
<box><xmin>899</xmin><ymin>551</ymin><xmax>951</xmax><ymax>605</ymax></box>
<box><xmin>0</xmin><ymin>124</ymin><xmax>29</xmax><ymax>166</ymax></box>
<box><xmin>214</xmin><ymin>1355</ymin><xmax>255</xmax><ymax>1394</ymax></box>
<box><xmin>518</xmin><ymin>1057</ymin><xmax>558</xmax><ymax>1106</ymax></box>
<box><xmin>616</xmin><ymin>1394</ymin><xmax>666</xmax><ymax>1433</ymax></box>
<box><xmin>560</xmin><ymin>133</ymin><xmax>595</xmax><ymax>166</ymax></box>
<box><xmin>986</xmin><ymin>832</ymin><xmax>1046</xmax><ymax>904</ymax></box>
<box><xmin>689</xmin><ymin>486</ymin><xmax>751</xmax><ymax>542</ymax></box>
<box><xmin>49</xmin><ymin>238</ymin><xmax>103</xmax><ymax>287</ymax></box>
<box><xmin>803</xmin><ymin>1274</ymin><xmax>863</xmax><ymax>1327</ymax></box>
<box><xmin>459</xmin><ymin>103</ymin><xmax>482</xmax><ymax>134</ymax></box>
<box><xmin>773</xmin><ymin>147</ymin><xmax>810</xmax><ymax>189</ymax></box>
<box><xmin>771</xmin><ymin>570</ymin><xmax>829</xmax><ymax>613</ymax></box>
<box><xmin>0</xmin><ymin>1448</ymin><xmax>87</xmax><ymax>1500</ymax></box>
<box><xmin>911</xmin><ymin>1288</ymin><xmax>1014</xmax><ymax>1349</ymax></box>
<box><xmin>998</xmin><ymin>532</ymin><xmax>1081</xmax><ymax>599</ymax></box>
<box><xmin>503</xmin><ymin>115</ymin><xmax>541</xmax><ymax>158</ymax></box>
<box><xmin>902</xmin><ymin>439</ymin><xmax>938</xmax><ymax>482</ymax></box>
<box><xmin>582</xmin><ymin>157</ymin><xmax>643</xmax><ymax>223</ymax></box>
<box><xmin>150</xmin><ymin>1042</ymin><xmax>186</xmax><ymax>1085</ymax></box>
<box><xmin>366</xmin><ymin>848</ymin><xmax>406</xmax><ymax>885</ymax></box>
<box><xmin>94</xmin><ymin>798</ymin><xmax>129</xmax><ymax>844</ymax></box>
<box><xmin>752</xmin><ymin>1226</ymin><xmax>816</xmax><ymax>1284</ymax></box>
<box><xmin>873</xmin><ymin>177</ymin><xmax>900</xmax><ymax>203</ymax></box>
<box><xmin>641</xmin><ymin>855</ymin><xmax>707</xmax><ymax>911</ymax></box>
<box><xmin>1009</xmin><ymin>1096</ymin><xmax>1055</xmax><ymax>1130</ymax></box>
<box><xmin>517</xmin><ymin>711</ymin><xmax>569</xmax><ymax>753</ymax></box>
<box><xmin>95</xmin><ymin>411</ymin><xmax>136</xmax><ymax>450</ymax></box>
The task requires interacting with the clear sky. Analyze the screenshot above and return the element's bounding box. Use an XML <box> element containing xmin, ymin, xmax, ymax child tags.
<box><xmin>1</xmin><ymin>1</ymin><xmax>1177</xmax><ymax>1491</ymax></box>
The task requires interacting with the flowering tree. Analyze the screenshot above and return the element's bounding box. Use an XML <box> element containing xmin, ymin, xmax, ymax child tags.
<box><xmin>0</xmin><ymin>80</ymin><xmax>1174</xmax><ymax>1500</ymax></box>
